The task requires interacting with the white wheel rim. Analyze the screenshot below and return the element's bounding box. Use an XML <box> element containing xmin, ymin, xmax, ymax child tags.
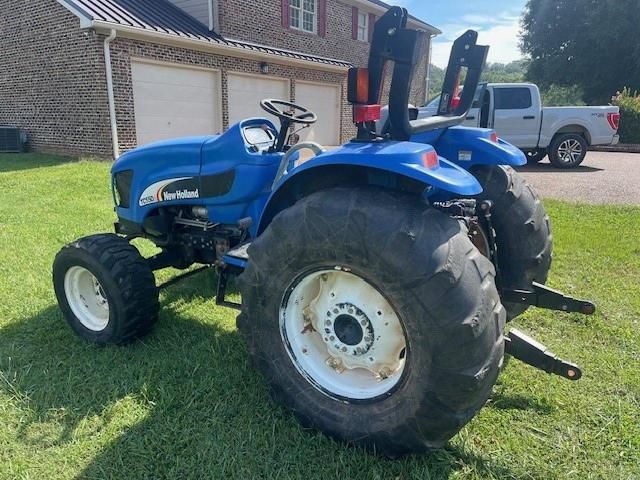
<box><xmin>64</xmin><ymin>266</ymin><xmax>110</xmax><ymax>332</ymax></box>
<box><xmin>558</xmin><ymin>139</ymin><xmax>582</xmax><ymax>164</ymax></box>
<box><xmin>280</xmin><ymin>268</ymin><xmax>407</xmax><ymax>401</ymax></box>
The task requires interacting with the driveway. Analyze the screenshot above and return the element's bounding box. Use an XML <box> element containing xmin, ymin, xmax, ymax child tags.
<box><xmin>516</xmin><ymin>151</ymin><xmax>640</xmax><ymax>205</ymax></box>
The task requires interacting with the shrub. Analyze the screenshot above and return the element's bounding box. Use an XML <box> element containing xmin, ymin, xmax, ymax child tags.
<box><xmin>613</xmin><ymin>88</ymin><xmax>640</xmax><ymax>144</ymax></box>
<box><xmin>541</xmin><ymin>85</ymin><xmax>586</xmax><ymax>106</ymax></box>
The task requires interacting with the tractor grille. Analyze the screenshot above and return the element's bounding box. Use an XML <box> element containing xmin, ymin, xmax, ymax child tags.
<box><xmin>114</xmin><ymin>170</ymin><xmax>133</xmax><ymax>208</ymax></box>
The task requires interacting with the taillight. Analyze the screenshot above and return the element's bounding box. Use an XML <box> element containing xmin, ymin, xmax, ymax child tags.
<box><xmin>607</xmin><ymin>112</ymin><xmax>620</xmax><ymax>131</ymax></box>
<box><xmin>353</xmin><ymin>104</ymin><xmax>381</xmax><ymax>123</ymax></box>
<box><xmin>422</xmin><ymin>151</ymin><xmax>439</xmax><ymax>169</ymax></box>
<box><xmin>489</xmin><ymin>131</ymin><xmax>499</xmax><ymax>143</ymax></box>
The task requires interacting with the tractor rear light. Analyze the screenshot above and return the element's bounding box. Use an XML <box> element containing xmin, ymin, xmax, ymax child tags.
<box><xmin>353</xmin><ymin>104</ymin><xmax>381</xmax><ymax>123</ymax></box>
<box><xmin>347</xmin><ymin>68</ymin><xmax>370</xmax><ymax>104</ymax></box>
<box><xmin>607</xmin><ymin>112</ymin><xmax>620</xmax><ymax>131</ymax></box>
<box><xmin>489</xmin><ymin>131</ymin><xmax>499</xmax><ymax>143</ymax></box>
<box><xmin>422</xmin><ymin>151</ymin><xmax>439</xmax><ymax>170</ymax></box>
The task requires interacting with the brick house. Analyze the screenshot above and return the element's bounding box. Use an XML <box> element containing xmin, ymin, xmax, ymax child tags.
<box><xmin>0</xmin><ymin>0</ymin><xmax>439</xmax><ymax>158</ymax></box>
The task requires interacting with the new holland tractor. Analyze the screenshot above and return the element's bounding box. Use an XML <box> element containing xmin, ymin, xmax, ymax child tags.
<box><xmin>53</xmin><ymin>8</ymin><xmax>595</xmax><ymax>456</ymax></box>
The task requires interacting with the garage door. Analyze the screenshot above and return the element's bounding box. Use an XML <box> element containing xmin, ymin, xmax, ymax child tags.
<box><xmin>227</xmin><ymin>73</ymin><xmax>289</xmax><ymax>127</ymax></box>
<box><xmin>295</xmin><ymin>81</ymin><xmax>341</xmax><ymax>146</ymax></box>
<box><xmin>131</xmin><ymin>61</ymin><xmax>221</xmax><ymax>146</ymax></box>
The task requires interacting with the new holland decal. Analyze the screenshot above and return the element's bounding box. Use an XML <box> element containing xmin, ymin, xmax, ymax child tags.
<box><xmin>139</xmin><ymin>177</ymin><xmax>200</xmax><ymax>207</ymax></box>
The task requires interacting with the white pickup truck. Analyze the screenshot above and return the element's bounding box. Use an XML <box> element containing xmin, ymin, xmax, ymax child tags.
<box><xmin>419</xmin><ymin>83</ymin><xmax>620</xmax><ymax>168</ymax></box>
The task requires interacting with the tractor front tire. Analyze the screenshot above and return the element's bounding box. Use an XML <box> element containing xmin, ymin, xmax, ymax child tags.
<box><xmin>53</xmin><ymin>234</ymin><xmax>159</xmax><ymax>345</ymax></box>
<box><xmin>237</xmin><ymin>188</ymin><xmax>505</xmax><ymax>456</ymax></box>
<box><xmin>473</xmin><ymin>165</ymin><xmax>553</xmax><ymax>320</ymax></box>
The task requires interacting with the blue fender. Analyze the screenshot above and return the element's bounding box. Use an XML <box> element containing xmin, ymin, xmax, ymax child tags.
<box><xmin>413</xmin><ymin>126</ymin><xmax>527</xmax><ymax>168</ymax></box>
<box><xmin>257</xmin><ymin>140</ymin><xmax>482</xmax><ymax>234</ymax></box>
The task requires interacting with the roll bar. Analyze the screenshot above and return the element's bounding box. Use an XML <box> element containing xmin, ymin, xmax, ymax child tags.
<box><xmin>349</xmin><ymin>7</ymin><xmax>489</xmax><ymax>141</ymax></box>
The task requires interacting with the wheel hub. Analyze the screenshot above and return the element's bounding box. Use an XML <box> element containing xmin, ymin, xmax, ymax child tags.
<box><xmin>322</xmin><ymin>303</ymin><xmax>374</xmax><ymax>356</ymax></box>
<box><xmin>64</xmin><ymin>266</ymin><xmax>110</xmax><ymax>332</ymax></box>
<box><xmin>281</xmin><ymin>268</ymin><xmax>407</xmax><ymax>400</ymax></box>
<box><xmin>558</xmin><ymin>139</ymin><xmax>582</xmax><ymax>163</ymax></box>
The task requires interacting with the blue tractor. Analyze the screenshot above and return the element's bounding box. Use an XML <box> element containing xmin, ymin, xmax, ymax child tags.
<box><xmin>53</xmin><ymin>8</ymin><xmax>594</xmax><ymax>456</ymax></box>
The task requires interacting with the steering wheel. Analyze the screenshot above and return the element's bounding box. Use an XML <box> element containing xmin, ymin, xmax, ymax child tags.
<box><xmin>260</xmin><ymin>99</ymin><xmax>318</xmax><ymax>125</ymax></box>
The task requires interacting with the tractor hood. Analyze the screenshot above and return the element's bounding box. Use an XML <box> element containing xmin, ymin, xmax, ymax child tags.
<box><xmin>112</xmin><ymin>136</ymin><xmax>219</xmax><ymax>175</ymax></box>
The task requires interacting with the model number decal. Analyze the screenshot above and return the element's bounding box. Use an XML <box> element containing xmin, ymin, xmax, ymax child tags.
<box><xmin>139</xmin><ymin>177</ymin><xmax>199</xmax><ymax>207</ymax></box>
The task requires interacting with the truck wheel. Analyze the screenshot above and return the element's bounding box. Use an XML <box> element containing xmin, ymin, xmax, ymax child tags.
<box><xmin>549</xmin><ymin>133</ymin><xmax>588</xmax><ymax>168</ymax></box>
<box><xmin>53</xmin><ymin>234</ymin><xmax>159</xmax><ymax>345</ymax></box>
<box><xmin>237</xmin><ymin>188</ymin><xmax>505</xmax><ymax>456</ymax></box>
<box><xmin>525</xmin><ymin>149</ymin><xmax>546</xmax><ymax>164</ymax></box>
<box><xmin>473</xmin><ymin>166</ymin><xmax>553</xmax><ymax>320</ymax></box>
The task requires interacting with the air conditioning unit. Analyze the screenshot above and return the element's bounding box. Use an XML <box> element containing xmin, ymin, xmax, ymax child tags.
<box><xmin>0</xmin><ymin>126</ymin><xmax>28</xmax><ymax>153</ymax></box>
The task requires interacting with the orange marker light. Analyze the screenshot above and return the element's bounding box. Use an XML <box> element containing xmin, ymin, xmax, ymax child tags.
<box><xmin>490</xmin><ymin>132</ymin><xmax>499</xmax><ymax>143</ymax></box>
<box><xmin>422</xmin><ymin>151</ymin><xmax>439</xmax><ymax>170</ymax></box>
<box><xmin>348</xmin><ymin>68</ymin><xmax>370</xmax><ymax>104</ymax></box>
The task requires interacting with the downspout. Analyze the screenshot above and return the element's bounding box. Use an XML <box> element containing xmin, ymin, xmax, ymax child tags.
<box><xmin>103</xmin><ymin>29</ymin><xmax>120</xmax><ymax>159</ymax></box>
<box><xmin>208</xmin><ymin>0</ymin><xmax>219</xmax><ymax>31</ymax></box>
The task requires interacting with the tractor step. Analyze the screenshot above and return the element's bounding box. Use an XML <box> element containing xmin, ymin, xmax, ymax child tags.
<box><xmin>503</xmin><ymin>282</ymin><xmax>596</xmax><ymax>315</ymax></box>
<box><xmin>223</xmin><ymin>242</ymin><xmax>250</xmax><ymax>270</ymax></box>
<box><xmin>505</xmin><ymin>329</ymin><xmax>582</xmax><ymax>381</ymax></box>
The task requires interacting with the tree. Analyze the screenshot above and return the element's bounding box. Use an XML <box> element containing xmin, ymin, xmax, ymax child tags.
<box><xmin>482</xmin><ymin>60</ymin><xmax>528</xmax><ymax>84</ymax></box>
<box><xmin>521</xmin><ymin>0</ymin><xmax>640</xmax><ymax>104</ymax></box>
<box><xmin>426</xmin><ymin>61</ymin><xmax>528</xmax><ymax>103</ymax></box>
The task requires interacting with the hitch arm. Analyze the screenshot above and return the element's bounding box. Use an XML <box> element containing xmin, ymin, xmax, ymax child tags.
<box><xmin>505</xmin><ymin>329</ymin><xmax>582</xmax><ymax>381</ymax></box>
<box><xmin>503</xmin><ymin>282</ymin><xmax>596</xmax><ymax>315</ymax></box>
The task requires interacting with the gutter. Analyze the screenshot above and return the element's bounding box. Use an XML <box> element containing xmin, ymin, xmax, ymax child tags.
<box><xmin>103</xmin><ymin>29</ymin><xmax>120</xmax><ymax>159</ymax></box>
<box><xmin>90</xmin><ymin>21</ymin><xmax>350</xmax><ymax>73</ymax></box>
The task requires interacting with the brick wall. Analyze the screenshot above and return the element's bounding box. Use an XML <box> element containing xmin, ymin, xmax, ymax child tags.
<box><xmin>108</xmin><ymin>37</ymin><xmax>355</xmax><ymax>152</ymax></box>
<box><xmin>217</xmin><ymin>0</ymin><xmax>430</xmax><ymax>105</ymax></box>
<box><xmin>0</xmin><ymin>0</ymin><xmax>112</xmax><ymax>156</ymax></box>
<box><xmin>0</xmin><ymin>0</ymin><xmax>429</xmax><ymax>158</ymax></box>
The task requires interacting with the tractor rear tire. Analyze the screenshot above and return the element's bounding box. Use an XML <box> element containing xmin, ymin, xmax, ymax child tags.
<box><xmin>237</xmin><ymin>187</ymin><xmax>505</xmax><ymax>456</ymax></box>
<box><xmin>53</xmin><ymin>234</ymin><xmax>159</xmax><ymax>345</ymax></box>
<box><xmin>473</xmin><ymin>165</ymin><xmax>553</xmax><ymax>320</ymax></box>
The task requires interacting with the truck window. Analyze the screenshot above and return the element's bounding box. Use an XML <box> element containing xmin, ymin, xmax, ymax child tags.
<box><xmin>494</xmin><ymin>88</ymin><xmax>532</xmax><ymax>110</ymax></box>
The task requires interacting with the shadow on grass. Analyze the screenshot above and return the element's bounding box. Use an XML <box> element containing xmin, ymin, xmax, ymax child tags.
<box><xmin>0</xmin><ymin>271</ymin><xmax>525</xmax><ymax>479</ymax></box>
<box><xmin>489</xmin><ymin>393</ymin><xmax>554</xmax><ymax>415</ymax></box>
<box><xmin>0</xmin><ymin>153</ymin><xmax>76</xmax><ymax>173</ymax></box>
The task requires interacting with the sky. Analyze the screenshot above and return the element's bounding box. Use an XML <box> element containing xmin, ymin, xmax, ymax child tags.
<box><xmin>386</xmin><ymin>0</ymin><xmax>528</xmax><ymax>67</ymax></box>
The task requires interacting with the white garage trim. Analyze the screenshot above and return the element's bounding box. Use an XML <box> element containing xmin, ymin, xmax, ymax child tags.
<box><xmin>295</xmin><ymin>80</ymin><xmax>342</xmax><ymax>146</ymax></box>
<box><xmin>130</xmin><ymin>59</ymin><xmax>223</xmax><ymax>145</ymax></box>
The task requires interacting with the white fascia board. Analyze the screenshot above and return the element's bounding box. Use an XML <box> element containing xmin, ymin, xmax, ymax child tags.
<box><xmin>56</xmin><ymin>0</ymin><xmax>93</xmax><ymax>28</ymax></box>
<box><xmin>91</xmin><ymin>22</ymin><xmax>350</xmax><ymax>73</ymax></box>
<box><xmin>340</xmin><ymin>0</ymin><xmax>441</xmax><ymax>35</ymax></box>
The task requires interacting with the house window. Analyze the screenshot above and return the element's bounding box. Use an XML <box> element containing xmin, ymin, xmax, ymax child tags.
<box><xmin>357</xmin><ymin>12</ymin><xmax>368</xmax><ymax>41</ymax></box>
<box><xmin>290</xmin><ymin>0</ymin><xmax>317</xmax><ymax>34</ymax></box>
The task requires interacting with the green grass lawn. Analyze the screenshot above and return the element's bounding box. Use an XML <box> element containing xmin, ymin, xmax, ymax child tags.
<box><xmin>0</xmin><ymin>153</ymin><xmax>638</xmax><ymax>479</ymax></box>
